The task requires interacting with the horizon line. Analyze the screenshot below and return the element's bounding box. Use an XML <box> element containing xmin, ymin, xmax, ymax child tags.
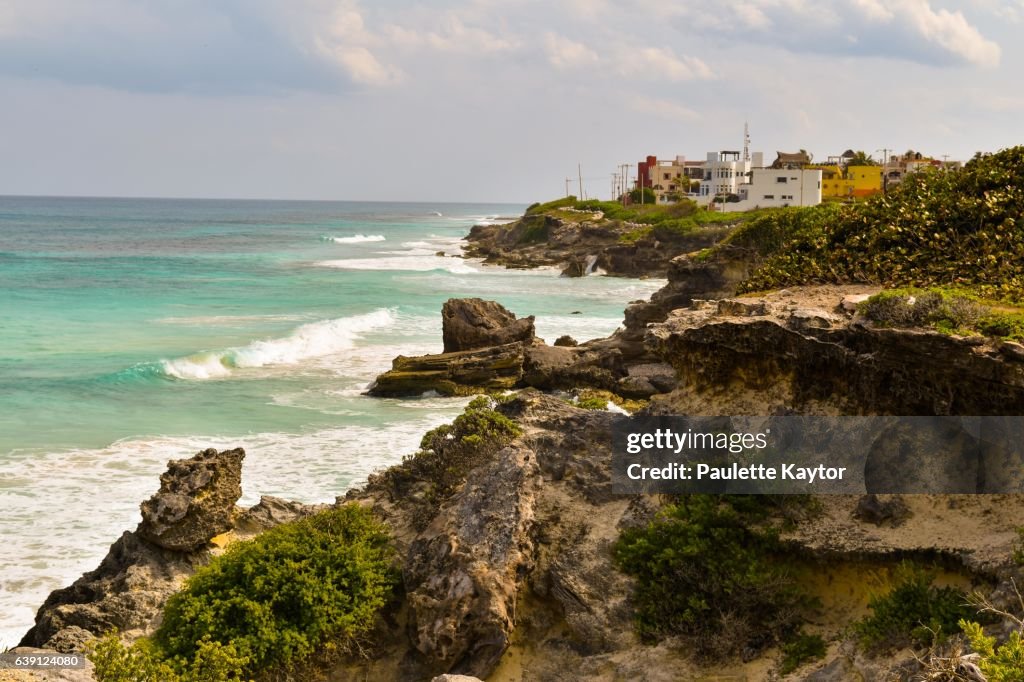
<box><xmin>0</xmin><ymin>193</ymin><xmax>531</xmax><ymax>206</ymax></box>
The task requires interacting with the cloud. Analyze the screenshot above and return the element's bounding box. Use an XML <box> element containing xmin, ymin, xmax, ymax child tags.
<box><xmin>543</xmin><ymin>32</ymin><xmax>599</xmax><ymax>69</ymax></box>
<box><xmin>664</xmin><ymin>0</ymin><xmax>1001</xmax><ymax>68</ymax></box>
<box><xmin>0</xmin><ymin>0</ymin><xmax>403</xmax><ymax>92</ymax></box>
<box><xmin>616</xmin><ymin>47</ymin><xmax>714</xmax><ymax>82</ymax></box>
<box><xmin>628</xmin><ymin>95</ymin><xmax>699</xmax><ymax>121</ymax></box>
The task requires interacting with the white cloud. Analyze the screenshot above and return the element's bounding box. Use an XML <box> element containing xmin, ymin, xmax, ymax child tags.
<box><xmin>314</xmin><ymin>42</ymin><xmax>403</xmax><ymax>86</ymax></box>
<box><xmin>897</xmin><ymin>0</ymin><xmax>1000</xmax><ymax>68</ymax></box>
<box><xmin>543</xmin><ymin>32</ymin><xmax>599</xmax><ymax>69</ymax></box>
<box><xmin>383</xmin><ymin>14</ymin><xmax>519</xmax><ymax>54</ymax></box>
<box><xmin>628</xmin><ymin>95</ymin><xmax>699</xmax><ymax>121</ymax></box>
<box><xmin>617</xmin><ymin>47</ymin><xmax>713</xmax><ymax>82</ymax></box>
<box><xmin>664</xmin><ymin>0</ymin><xmax>1001</xmax><ymax>68</ymax></box>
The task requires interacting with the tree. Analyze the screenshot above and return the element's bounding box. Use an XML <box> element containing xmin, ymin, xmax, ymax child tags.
<box><xmin>628</xmin><ymin>187</ymin><xmax>657</xmax><ymax>204</ymax></box>
<box><xmin>846</xmin><ymin>151</ymin><xmax>878</xmax><ymax>166</ymax></box>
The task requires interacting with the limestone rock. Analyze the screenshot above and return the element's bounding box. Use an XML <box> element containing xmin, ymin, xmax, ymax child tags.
<box><xmin>853</xmin><ymin>494</ymin><xmax>912</xmax><ymax>527</ymax></box>
<box><xmin>441</xmin><ymin>298</ymin><xmax>535</xmax><ymax>353</ymax></box>
<box><xmin>138</xmin><ymin>448</ymin><xmax>244</xmax><ymax>551</ymax></box>
<box><xmin>432</xmin><ymin>676</ymin><xmax>485</xmax><ymax>682</ymax></box>
<box><xmin>405</xmin><ymin>444</ymin><xmax>539</xmax><ymax>678</ymax></box>
<box><xmin>553</xmin><ymin>334</ymin><xmax>578</xmax><ymax>347</ymax></box>
<box><xmin>368</xmin><ymin>343</ymin><xmax>526</xmax><ymax>397</ymax></box>
<box><xmin>841</xmin><ymin>293</ymin><xmax>872</xmax><ymax>312</ymax></box>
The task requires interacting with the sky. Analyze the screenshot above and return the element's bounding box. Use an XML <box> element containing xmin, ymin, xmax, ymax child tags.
<box><xmin>0</xmin><ymin>0</ymin><xmax>1022</xmax><ymax>203</ymax></box>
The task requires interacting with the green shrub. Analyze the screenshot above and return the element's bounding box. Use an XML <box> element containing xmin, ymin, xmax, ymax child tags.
<box><xmin>525</xmin><ymin>196</ymin><xmax>576</xmax><ymax>215</ymax></box>
<box><xmin>961</xmin><ymin>620</ymin><xmax>1024</xmax><ymax>681</ymax></box>
<box><xmin>613</xmin><ymin>496</ymin><xmax>814</xmax><ymax>660</ymax></box>
<box><xmin>154</xmin><ymin>504</ymin><xmax>396</xmax><ymax>677</ymax></box>
<box><xmin>740</xmin><ymin>146</ymin><xmax>1024</xmax><ymax>298</ymax></box>
<box><xmin>858</xmin><ymin>287</ymin><xmax>1019</xmax><ymax>338</ymax></box>
<box><xmin>88</xmin><ymin>633</ymin><xmax>248</xmax><ymax>682</ymax></box>
<box><xmin>375</xmin><ymin>396</ymin><xmax>522</xmax><ymax>526</ymax></box>
<box><xmin>855</xmin><ymin>563</ymin><xmax>975</xmax><ymax>651</ymax></box>
<box><xmin>517</xmin><ymin>218</ymin><xmax>550</xmax><ymax>244</ymax></box>
<box><xmin>779</xmin><ymin>632</ymin><xmax>827</xmax><ymax>675</ymax></box>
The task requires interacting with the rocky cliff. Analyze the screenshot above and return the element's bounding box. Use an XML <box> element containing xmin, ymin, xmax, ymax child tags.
<box><xmin>464</xmin><ymin>210</ymin><xmax>734</xmax><ymax>278</ymax></box>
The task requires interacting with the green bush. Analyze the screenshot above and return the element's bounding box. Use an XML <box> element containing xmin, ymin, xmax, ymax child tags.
<box><xmin>779</xmin><ymin>632</ymin><xmax>827</xmax><ymax>675</ymax></box>
<box><xmin>525</xmin><ymin>196</ymin><xmax>576</xmax><ymax>215</ymax></box>
<box><xmin>961</xmin><ymin>619</ymin><xmax>1024</xmax><ymax>681</ymax></box>
<box><xmin>740</xmin><ymin>146</ymin><xmax>1024</xmax><ymax>299</ymax></box>
<box><xmin>613</xmin><ymin>496</ymin><xmax>814</xmax><ymax>660</ymax></box>
<box><xmin>88</xmin><ymin>633</ymin><xmax>248</xmax><ymax>682</ymax></box>
<box><xmin>855</xmin><ymin>563</ymin><xmax>975</xmax><ymax>651</ymax></box>
<box><xmin>160</xmin><ymin>504</ymin><xmax>394</xmax><ymax>677</ymax></box>
<box><xmin>375</xmin><ymin>396</ymin><xmax>522</xmax><ymax>526</ymax></box>
<box><xmin>857</xmin><ymin>287</ymin><xmax>1024</xmax><ymax>338</ymax></box>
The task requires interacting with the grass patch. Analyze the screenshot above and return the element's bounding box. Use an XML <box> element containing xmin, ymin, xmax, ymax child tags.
<box><xmin>613</xmin><ymin>495</ymin><xmax>816</xmax><ymax>660</ymax></box>
<box><xmin>89</xmin><ymin>505</ymin><xmax>397</xmax><ymax>681</ymax></box>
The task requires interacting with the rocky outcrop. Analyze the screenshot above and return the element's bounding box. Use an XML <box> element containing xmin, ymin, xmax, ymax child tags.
<box><xmin>20</xmin><ymin>449</ymin><xmax>318</xmax><ymax>652</ymax></box>
<box><xmin>645</xmin><ymin>287</ymin><xmax>1024</xmax><ymax>416</ymax></box>
<box><xmin>464</xmin><ymin>212</ymin><xmax>734</xmax><ymax>278</ymax></box>
<box><xmin>369</xmin><ymin>298</ymin><xmax>673</xmax><ymax>399</ymax></box>
<box><xmin>441</xmin><ymin>298</ymin><xmax>535</xmax><ymax>353</ymax></box>
<box><xmin>138</xmin><ymin>447</ymin><xmax>243</xmax><ymax>551</ymax></box>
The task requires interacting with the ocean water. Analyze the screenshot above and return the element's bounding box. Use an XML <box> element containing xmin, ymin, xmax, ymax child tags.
<box><xmin>0</xmin><ymin>196</ymin><xmax>664</xmax><ymax>648</ymax></box>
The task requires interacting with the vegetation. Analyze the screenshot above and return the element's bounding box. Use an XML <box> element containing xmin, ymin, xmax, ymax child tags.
<box><xmin>89</xmin><ymin>504</ymin><xmax>397</xmax><ymax>681</ymax></box>
<box><xmin>854</xmin><ymin>563</ymin><xmax>975</xmax><ymax>652</ymax></box>
<box><xmin>739</xmin><ymin>146</ymin><xmax>1024</xmax><ymax>300</ymax></box>
<box><xmin>858</xmin><ymin>287</ymin><xmax>1024</xmax><ymax>340</ymax></box>
<box><xmin>779</xmin><ymin>632</ymin><xmax>827</xmax><ymax>675</ymax></box>
<box><xmin>627</xmin><ymin>187</ymin><xmax>657</xmax><ymax>204</ymax></box>
<box><xmin>960</xmin><ymin>621</ymin><xmax>1024</xmax><ymax>681</ymax></box>
<box><xmin>613</xmin><ymin>495</ymin><xmax>815</xmax><ymax>660</ymax></box>
<box><xmin>372</xmin><ymin>395</ymin><xmax>522</xmax><ymax>527</ymax></box>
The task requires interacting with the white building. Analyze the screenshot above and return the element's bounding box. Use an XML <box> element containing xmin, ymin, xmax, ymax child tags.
<box><xmin>698</xmin><ymin>150</ymin><xmax>764</xmax><ymax>199</ymax></box>
<box><xmin>730</xmin><ymin>168</ymin><xmax>823</xmax><ymax>211</ymax></box>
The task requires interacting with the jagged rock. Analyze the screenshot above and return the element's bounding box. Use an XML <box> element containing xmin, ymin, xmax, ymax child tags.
<box><xmin>1000</xmin><ymin>341</ymin><xmax>1024</xmax><ymax>361</ymax></box>
<box><xmin>441</xmin><ymin>298</ymin><xmax>535</xmax><ymax>353</ymax></box>
<box><xmin>234</xmin><ymin>495</ymin><xmax>326</xmax><ymax>534</ymax></box>
<box><xmin>717</xmin><ymin>298</ymin><xmax>768</xmax><ymax>317</ymax></box>
<box><xmin>788</xmin><ymin>308</ymin><xmax>840</xmax><ymax>331</ymax></box>
<box><xmin>20</xmin><ymin>449</ymin><xmax>315</xmax><ymax>653</ymax></box>
<box><xmin>854</xmin><ymin>494</ymin><xmax>912</xmax><ymax>527</ymax></box>
<box><xmin>138</xmin><ymin>448</ymin><xmax>244</xmax><ymax>551</ymax></box>
<box><xmin>369</xmin><ymin>343</ymin><xmax>526</xmax><ymax>397</ymax></box>
<box><xmin>405</xmin><ymin>444</ymin><xmax>539</xmax><ymax>678</ymax></box>
<box><xmin>560</xmin><ymin>258</ymin><xmax>587</xmax><ymax>277</ymax></box>
<box><xmin>19</xmin><ymin>530</ymin><xmax>210</xmax><ymax>650</ymax></box>
<box><xmin>521</xmin><ymin>344</ymin><xmax>619</xmax><ymax>392</ymax></box>
<box><xmin>553</xmin><ymin>334</ymin><xmax>578</xmax><ymax>347</ymax></box>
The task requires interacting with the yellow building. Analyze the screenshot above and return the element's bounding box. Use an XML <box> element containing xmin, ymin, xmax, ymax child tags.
<box><xmin>814</xmin><ymin>164</ymin><xmax>883</xmax><ymax>199</ymax></box>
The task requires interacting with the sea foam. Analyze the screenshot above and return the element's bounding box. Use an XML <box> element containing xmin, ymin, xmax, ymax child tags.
<box><xmin>326</xmin><ymin>234</ymin><xmax>386</xmax><ymax>244</ymax></box>
<box><xmin>160</xmin><ymin>308</ymin><xmax>396</xmax><ymax>380</ymax></box>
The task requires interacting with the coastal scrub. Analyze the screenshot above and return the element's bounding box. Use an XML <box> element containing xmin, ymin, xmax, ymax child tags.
<box><xmin>88</xmin><ymin>504</ymin><xmax>396</xmax><ymax>681</ymax></box>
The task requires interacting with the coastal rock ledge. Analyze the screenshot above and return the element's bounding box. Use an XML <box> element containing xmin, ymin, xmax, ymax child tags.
<box><xmin>19</xmin><ymin>447</ymin><xmax>319</xmax><ymax>653</ymax></box>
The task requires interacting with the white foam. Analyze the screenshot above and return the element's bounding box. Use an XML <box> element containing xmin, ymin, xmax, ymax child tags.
<box><xmin>155</xmin><ymin>314</ymin><xmax>311</xmax><ymax>326</ymax></box>
<box><xmin>315</xmin><ymin>256</ymin><xmax>478</xmax><ymax>274</ymax></box>
<box><xmin>0</xmin><ymin>406</ymin><xmax>468</xmax><ymax>650</ymax></box>
<box><xmin>328</xmin><ymin>234</ymin><xmax>386</xmax><ymax>244</ymax></box>
<box><xmin>160</xmin><ymin>309</ymin><xmax>396</xmax><ymax>380</ymax></box>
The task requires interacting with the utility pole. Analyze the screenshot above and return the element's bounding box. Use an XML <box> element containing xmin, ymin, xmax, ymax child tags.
<box><xmin>565</xmin><ymin>177</ymin><xmax>572</xmax><ymax>198</ymax></box>
<box><xmin>610</xmin><ymin>173</ymin><xmax>618</xmax><ymax>200</ymax></box>
<box><xmin>620</xmin><ymin>163</ymin><xmax>630</xmax><ymax>206</ymax></box>
<box><xmin>876</xmin><ymin>148</ymin><xmax>893</xmax><ymax>194</ymax></box>
<box><xmin>578</xmin><ymin>163</ymin><xmax>584</xmax><ymax>201</ymax></box>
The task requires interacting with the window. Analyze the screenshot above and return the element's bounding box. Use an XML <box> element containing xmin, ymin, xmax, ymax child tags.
<box><xmin>763</xmin><ymin>194</ymin><xmax>775</xmax><ymax>199</ymax></box>
<box><xmin>776</xmin><ymin>177</ymin><xmax>787</xmax><ymax>183</ymax></box>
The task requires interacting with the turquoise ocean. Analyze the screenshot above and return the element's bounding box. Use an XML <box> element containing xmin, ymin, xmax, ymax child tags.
<box><xmin>0</xmin><ymin>196</ymin><xmax>664</xmax><ymax>648</ymax></box>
